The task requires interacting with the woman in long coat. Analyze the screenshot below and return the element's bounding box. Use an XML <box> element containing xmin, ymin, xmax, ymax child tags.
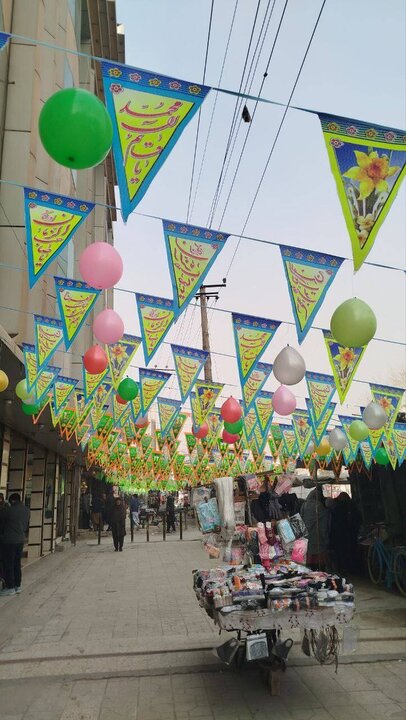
<box><xmin>301</xmin><ymin>486</ymin><xmax>330</xmax><ymax>570</ymax></box>
<box><xmin>111</xmin><ymin>497</ymin><xmax>126</xmax><ymax>552</ymax></box>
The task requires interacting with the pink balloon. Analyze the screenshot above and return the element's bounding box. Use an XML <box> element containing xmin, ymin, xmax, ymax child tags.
<box><xmin>273</xmin><ymin>384</ymin><xmax>296</xmax><ymax>416</ymax></box>
<box><xmin>135</xmin><ymin>414</ymin><xmax>148</xmax><ymax>428</ymax></box>
<box><xmin>193</xmin><ymin>422</ymin><xmax>209</xmax><ymax>439</ymax></box>
<box><xmin>79</xmin><ymin>242</ymin><xmax>123</xmax><ymax>289</ymax></box>
<box><xmin>93</xmin><ymin>309</ymin><xmax>124</xmax><ymax>344</ymax></box>
<box><xmin>222</xmin><ymin>429</ymin><xmax>240</xmax><ymax>444</ymax></box>
<box><xmin>221</xmin><ymin>396</ymin><xmax>242</xmax><ymax>424</ymax></box>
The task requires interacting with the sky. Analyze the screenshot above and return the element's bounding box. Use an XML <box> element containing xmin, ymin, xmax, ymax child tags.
<box><xmin>112</xmin><ymin>0</ymin><xmax>406</xmax><ymax>427</ymax></box>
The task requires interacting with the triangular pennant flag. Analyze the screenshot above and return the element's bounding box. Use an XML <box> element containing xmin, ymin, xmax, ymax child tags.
<box><xmin>244</xmin><ymin>407</ymin><xmax>258</xmax><ymax>440</ymax></box>
<box><xmin>370</xmin><ymin>384</ymin><xmax>405</xmax><ymax>433</ymax></box>
<box><xmin>171</xmin><ymin>344</ymin><xmax>208</xmax><ymax>402</ymax></box>
<box><xmin>172</xmin><ymin>412</ymin><xmax>187</xmax><ymax>440</ymax></box>
<box><xmin>339</xmin><ymin>415</ymin><xmax>361</xmax><ymax>460</ymax></box>
<box><xmin>74</xmin><ymin>389</ymin><xmax>94</xmax><ymax>426</ymax></box>
<box><xmin>0</xmin><ymin>32</ymin><xmax>10</xmax><ymax>50</ymax></box>
<box><xmin>130</xmin><ymin>391</ymin><xmax>142</xmax><ymax>424</ymax></box>
<box><xmin>306</xmin><ymin>372</ymin><xmax>336</xmax><ymax>426</ymax></box>
<box><xmin>22</xmin><ymin>343</ymin><xmax>39</xmax><ymax>392</ymax></box>
<box><xmin>136</xmin><ymin>293</ymin><xmax>175</xmax><ymax>364</ymax></box>
<box><xmin>163</xmin><ymin>220</ymin><xmax>229</xmax><ymax>316</ymax></box>
<box><xmin>360</xmin><ymin>439</ymin><xmax>373</xmax><ymax>469</ymax></box>
<box><xmin>106</xmin><ymin>334</ymin><xmax>141</xmax><ymax>389</ymax></box>
<box><xmin>113</xmin><ymin>393</ymin><xmax>130</xmax><ymax>425</ymax></box>
<box><xmin>139</xmin><ymin>368</ymin><xmax>171</xmax><ymax>415</ymax></box>
<box><xmin>307</xmin><ymin>399</ymin><xmax>336</xmax><ymax>445</ymax></box>
<box><xmin>270</xmin><ymin>423</ymin><xmax>284</xmax><ymax>455</ymax></box>
<box><xmin>157</xmin><ymin>397</ymin><xmax>182</xmax><ymax>438</ymax></box>
<box><xmin>23</xmin><ymin>188</ymin><xmax>94</xmax><ymax>288</ymax></box>
<box><xmin>53</xmin><ymin>376</ymin><xmax>78</xmax><ymax>417</ymax></box>
<box><xmin>97</xmin><ymin>414</ymin><xmax>114</xmax><ymax>443</ymax></box>
<box><xmin>31</xmin><ymin>396</ymin><xmax>51</xmax><ymax>425</ymax></box>
<box><xmin>94</xmin><ymin>380</ymin><xmax>114</xmax><ymax>412</ymax></box>
<box><xmin>55</xmin><ymin>277</ymin><xmax>101</xmax><ymax>349</ymax></box>
<box><xmin>292</xmin><ymin>410</ymin><xmax>313</xmax><ymax>457</ymax></box>
<box><xmin>318</xmin><ymin>113</ymin><xmax>406</xmax><ymax>270</ymax></box>
<box><xmin>34</xmin><ymin>315</ymin><xmax>64</xmax><ymax>374</ymax></box>
<box><xmin>383</xmin><ymin>434</ymin><xmax>398</xmax><ymax>470</ymax></box>
<box><xmin>232</xmin><ymin>313</ymin><xmax>280</xmax><ymax>388</ymax></box>
<box><xmin>280</xmin><ymin>424</ymin><xmax>298</xmax><ymax>458</ymax></box>
<box><xmin>206</xmin><ymin>408</ymin><xmax>222</xmax><ymax>439</ymax></box>
<box><xmin>322</xmin><ymin>330</ymin><xmax>367</xmax><ymax>403</ymax></box>
<box><xmin>392</xmin><ymin>423</ymin><xmax>406</xmax><ymax>465</ymax></box>
<box><xmin>189</xmin><ymin>391</ymin><xmax>200</xmax><ymax>428</ymax></box>
<box><xmin>254</xmin><ymin>390</ymin><xmax>274</xmax><ymax>435</ymax></box>
<box><xmin>242</xmin><ymin>361</ymin><xmax>273</xmax><ymax>411</ymax></box>
<box><xmin>101</xmin><ymin>61</ymin><xmax>210</xmax><ymax>222</ymax></box>
<box><xmin>280</xmin><ymin>245</ymin><xmax>344</xmax><ymax>343</ymax></box>
<box><xmin>194</xmin><ymin>380</ymin><xmax>224</xmax><ymax>425</ymax></box>
<box><xmin>76</xmin><ymin>423</ymin><xmax>92</xmax><ymax>451</ymax></box>
<box><xmin>82</xmin><ymin>363</ymin><xmax>109</xmax><ymax>403</ymax></box>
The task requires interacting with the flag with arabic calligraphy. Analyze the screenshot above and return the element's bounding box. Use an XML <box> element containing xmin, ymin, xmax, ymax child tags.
<box><xmin>253</xmin><ymin>423</ymin><xmax>268</xmax><ymax>455</ymax></box>
<box><xmin>318</xmin><ymin>114</ymin><xmax>406</xmax><ymax>271</ymax></box>
<box><xmin>306</xmin><ymin>399</ymin><xmax>336</xmax><ymax>445</ymax></box>
<box><xmin>254</xmin><ymin>390</ymin><xmax>274</xmax><ymax>436</ymax></box>
<box><xmin>74</xmin><ymin>389</ymin><xmax>93</xmax><ymax>426</ymax></box>
<box><xmin>130</xmin><ymin>392</ymin><xmax>142</xmax><ymax>424</ymax></box>
<box><xmin>136</xmin><ymin>293</ymin><xmax>175</xmax><ymax>364</ymax></box>
<box><xmin>34</xmin><ymin>315</ymin><xmax>64</xmax><ymax>375</ymax></box>
<box><xmin>280</xmin><ymin>424</ymin><xmax>298</xmax><ymax>458</ymax></box>
<box><xmin>306</xmin><ymin>372</ymin><xmax>336</xmax><ymax>426</ymax></box>
<box><xmin>113</xmin><ymin>393</ymin><xmax>129</xmax><ymax>425</ymax></box>
<box><xmin>55</xmin><ymin>277</ymin><xmax>101</xmax><ymax>349</ymax></box>
<box><xmin>280</xmin><ymin>245</ymin><xmax>344</xmax><ymax>344</ymax></box>
<box><xmin>244</xmin><ymin>407</ymin><xmax>258</xmax><ymax>440</ymax></box>
<box><xmin>76</xmin><ymin>423</ymin><xmax>92</xmax><ymax>451</ymax></box>
<box><xmin>292</xmin><ymin>410</ymin><xmax>313</xmax><ymax>457</ymax></box>
<box><xmin>171</xmin><ymin>412</ymin><xmax>187</xmax><ymax>440</ymax></box>
<box><xmin>101</xmin><ymin>61</ymin><xmax>210</xmax><ymax>222</ymax></box>
<box><xmin>370</xmin><ymin>384</ymin><xmax>404</xmax><ymax>433</ymax></box>
<box><xmin>322</xmin><ymin>330</ymin><xmax>366</xmax><ymax>403</ymax></box>
<box><xmin>139</xmin><ymin>367</ymin><xmax>171</xmax><ymax>415</ymax></box>
<box><xmin>194</xmin><ymin>380</ymin><xmax>224</xmax><ymax>425</ymax></box>
<box><xmin>242</xmin><ymin>361</ymin><xmax>273</xmax><ymax>411</ymax></box>
<box><xmin>392</xmin><ymin>423</ymin><xmax>406</xmax><ymax>465</ymax></box>
<box><xmin>52</xmin><ymin>376</ymin><xmax>78</xmax><ymax>418</ymax></box>
<box><xmin>171</xmin><ymin>344</ymin><xmax>208</xmax><ymax>402</ymax></box>
<box><xmin>157</xmin><ymin>397</ymin><xmax>182</xmax><ymax>438</ymax></box>
<box><xmin>23</xmin><ymin>343</ymin><xmax>60</xmax><ymax>403</ymax></box>
<box><xmin>24</xmin><ymin>188</ymin><xmax>94</xmax><ymax>288</ymax></box>
<box><xmin>22</xmin><ymin>343</ymin><xmax>39</xmax><ymax>392</ymax></box>
<box><xmin>106</xmin><ymin>334</ymin><xmax>141</xmax><ymax>389</ymax></box>
<box><xmin>189</xmin><ymin>391</ymin><xmax>200</xmax><ymax>429</ymax></box>
<box><xmin>163</xmin><ymin>220</ymin><xmax>228</xmax><ymax>316</ymax></box>
<box><xmin>360</xmin><ymin>439</ymin><xmax>373</xmax><ymax>469</ymax></box>
<box><xmin>232</xmin><ymin>313</ymin><xmax>280</xmax><ymax>390</ymax></box>
<box><xmin>82</xmin><ymin>363</ymin><xmax>109</xmax><ymax>403</ymax></box>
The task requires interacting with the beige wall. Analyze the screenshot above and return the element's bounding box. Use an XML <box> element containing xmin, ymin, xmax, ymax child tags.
<box><xmin>0</xmin><ymin>0</ymin><xmax>112</xmax><ymax>381</ymax></box>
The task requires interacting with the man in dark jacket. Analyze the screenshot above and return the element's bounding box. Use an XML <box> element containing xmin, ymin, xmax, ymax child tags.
<box><xmin>166</xmin><ymin>493</ymin><xmax>176</xmax><ymax>533</ymax></box>
<box><xmin>0</xmin><ymin>493</ymin><xmax>30</xmax><ymax>596</ymax></box>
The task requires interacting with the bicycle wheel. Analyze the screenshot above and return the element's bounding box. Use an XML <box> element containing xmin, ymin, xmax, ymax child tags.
<box><xmin>394</xmin><ymin>549</ymin><xmax>406</xmax><ymax>597</ymax></box>
<box><xmin>368</xmin><ymin>542</ymin><xmax>383</xmax><ymax>584</ymax></box>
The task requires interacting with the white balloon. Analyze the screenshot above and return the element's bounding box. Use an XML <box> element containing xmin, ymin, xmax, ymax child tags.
<box><xmin>273</xmin><ymin>346</ymin><xmax>306</xmax><ymax>386</ymax></box>
<box><xmin>329</xmin><ymin>428</ymin><xmax>348</xmax><ymax>451</ymax></box>
<box><xmin>307</xmin><ymin>440</ymin><xmax>315</xmax><ymax>454</ymax></box>
<box><xmin>362</xmin><ymin>401</ymin><xmax>387</xmax><ymax>430</ymax></box>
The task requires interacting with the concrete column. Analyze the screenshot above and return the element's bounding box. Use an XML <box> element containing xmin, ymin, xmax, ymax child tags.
<box><xmin>27</xmin><ymin>445</ymin><xmax>46</xmax><ymax>559</ymax></box>
<box><xmin>0</xmin><ymin>425</ymin><xmax>11</xmax><ymax>494</ymax></box>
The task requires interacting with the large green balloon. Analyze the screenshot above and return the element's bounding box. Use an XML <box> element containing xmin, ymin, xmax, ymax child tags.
<box><xmin>39</xmin><ymin>88</ymin><xmax>113</xmax><ymax>169</ymax></box>
<box><xmin>15</xmin><ymin>379</ymin><xmax>36</xmax><ymax>403</ymax></box>
<box><xmin>22</xmin><ymin>401</ymin><xmax>41</xmax><ymax>416</ymax></box>
<box><xmin>224</xmin><ymin>418</ymin><xmax>243</xmax><ymax>434</ymax></box>
<box><xmin>349</xmin><ymin>420</ymin><xmax>369</xmax><ymax>442</ymax></box>
<box><xmin>375</xmin><ymin>447</ymin><xmax>389</xmax><ymax>466</ymax></box>
<box><xmin>118</xmin><ymin>378</ymin><xmax>138</xmax><ymax>401</ymax></box>
<box><xmin>330</xmin><ymin>298</ymin><xmax>377</xmax><ymax>347</ymax></box>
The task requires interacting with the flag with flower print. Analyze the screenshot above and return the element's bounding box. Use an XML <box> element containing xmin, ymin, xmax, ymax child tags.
<box><xmin>370</xmin><ymin>384</ymin><xmax>405</xmax><ymax>433</ymax></box>
<box><xmin>194</xmin><ymin>380</ymin><xmax>224</xmax><ymax>425</ymax></box>
<box><xmin>101</xmin><ymin>61</ymin><xmax>210</xmax><ymax>222</ymax></box>
<box><xmin>105</xmin><ymin>334</ymin><xmax>141</xmax><ymax>390</ymax></box>
<box><xmin>292</xmin><ymin>409</ymin><xmax>313</xmax><ymax>457</ymax></box>
<box><xmin>322</xmin><ymin>330</ymin><xmax>367</xmax><ymax>403</ymax></box>
<box><xmin>163</xmin><ymin>220</ymin><xmax>229</xmax><ymax>317</ymax></box>
<box><xmin>318</xmin><ymin>114</ymin><xmax>406</xmax><ymax>270</ymax></box>
<box><xmin>383</xmin><ymin>434</ymin><xmax>398</xmax><ymax>470</ymax></box>
<box><xmin>280</xmin><ymin>245</ymin><xmax>344</xmax><ymax>344</ymax></box>
<box><xmin>392</xmin><ymin>423</ymin><xmax>406</xmax><ymax>465</ymax></box>
<box><xmin>242</xmin><ymin>361</ymin><xmax>273</xmax><ymax>411</ymax></box>
<box><xmin>82</xmin><ymin>363</ymin><xmax>109</xmax><ymax>404</ymax></box>
<box><xmin>139</xmin><ymin>368</ymin><xmax>171</xmax><ymax>415</ymax></box>
<box><xmin>232</xmin><ymin>313</ymin><xmax>280</xmax><ymax>390</ymax></box>
<box><xmin>136</xmin><ymin>293</ymin><xmax>175</xmax><ymax>365</ymax></box>
<box><xmin>24</xmin><ymin>188</ymin><xmax>94</xmax><ymax>288</ymax></box>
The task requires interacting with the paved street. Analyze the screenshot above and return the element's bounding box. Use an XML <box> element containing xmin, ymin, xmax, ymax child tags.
<box><xmin>0</xmin><ymin>524</ymin><xmax>406</xmax><ymax>719</ymax></box>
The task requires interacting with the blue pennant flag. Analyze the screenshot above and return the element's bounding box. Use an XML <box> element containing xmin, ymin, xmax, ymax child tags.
<box><xmin>136</xmin><ymin>293</ymin><xmax>175</xmax><ymax>365</ymax></box>
<box><xmin>139</xmin><ymin>368</ymin><xmax>171</xmax><ymax>415</ymax></box>
<box><xmin>171</xmin><ymin>344</ymin><xmax>208</xmax><ymax>403</ymax></box>
<box><xmin>101</xmin><ymin>61</ymin><xmax>210</xmax><ymax>222</ymax></box>
<box><xmin>53</xmin><ymin>376</ymin><xmax>79</xmax><ymax>418</ymax></box>
<box><xmin>54</xmin><ymin>277</ymin><xmax>101</xmax><ymax>349</ymax></box>
<box><xmin>157</xmin><ymin>397</ymin><xmax>182</xmax><ymax>438</ymax></box>
<box><xmin>0</xmin><ymin>32</ymin><xmax>10</xmax><ymax>51</ymax></box>
<box><xmin>34</xmin><ymin>315</ymin><xmax>64</xmax><ymax>375</ymax></box>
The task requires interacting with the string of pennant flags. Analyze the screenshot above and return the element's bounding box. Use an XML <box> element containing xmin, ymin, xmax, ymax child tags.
<box><xmin>0</xmin><ymin>30</ymin><xmax>404</xmax><ymax>489</ymax></box>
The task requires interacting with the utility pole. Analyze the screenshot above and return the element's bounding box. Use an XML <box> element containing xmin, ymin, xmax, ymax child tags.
<box><xmin>196</xmin><ymin>280</ymin><xmax>226</xmax><ymax>383</ymax></box>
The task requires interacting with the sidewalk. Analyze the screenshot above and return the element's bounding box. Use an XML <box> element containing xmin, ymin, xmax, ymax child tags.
<box><xmin>0</xmin><ymin>523</ymin><xmax>406</xmax><ymax>719</ymax></box>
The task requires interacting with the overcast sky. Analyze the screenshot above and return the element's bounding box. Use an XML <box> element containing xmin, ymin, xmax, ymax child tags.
<box><xmin>113</xmin><ymin>0</ymin><xmax>406</xmax><ymax>426</ymax></box>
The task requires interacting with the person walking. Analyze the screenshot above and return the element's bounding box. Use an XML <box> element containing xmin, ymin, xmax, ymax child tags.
<box><xmin>0</xmin><ymin>493</ymin><xmax>30</xmax><ymax>596</ymax></box>
<box><xmin>130</xmin><ymin>494</ymin><xmax>140</xmax><ymax>530</ymax></box>
<box><xmin>301</xmin><ymin>486</ymin><xmax>330</xmax><ymax>571</ymax></box>
<box><xmin>91</xmin><ymin>494</ymin><xmax>104</xmax><ymax>532</ymax></box>
<box><xmin>105</xmin><ymin>492</ymin><xmax>115</xmax><ymax>532</ymax></box>
<box><xmin>166</xmin><ymin>493</ymin><xmax>176</xmax><ymax>533</ymax></box>
<box><xmin>111</xmin><ymin>497</ymin><xmax>126</xmax><ymax>551</ymax></box>
<box><xmin>330</xmin><ymin>492</ymin><xmax>361</xmax><ymax>576</ymax></box>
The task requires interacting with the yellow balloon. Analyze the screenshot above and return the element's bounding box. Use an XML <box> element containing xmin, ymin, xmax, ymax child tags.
<box><xmin>0</xmin><ymin>369</ymin><xmax>9</xmax><ymax>392</ymax></box>
<box><xmin>316</xmin><ymin>438</ymin><xmax>330</xmax><ymax>456</ymax></box>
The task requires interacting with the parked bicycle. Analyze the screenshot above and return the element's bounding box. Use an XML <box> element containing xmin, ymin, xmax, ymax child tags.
<box><xmin>367</xmin><ymin>524</ymin><xmax>406</xmax><ymax>597</ymax></box>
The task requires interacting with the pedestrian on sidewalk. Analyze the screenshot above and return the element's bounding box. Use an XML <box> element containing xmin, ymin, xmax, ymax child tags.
<box><xmin>91</xmin><ymin>494</ymin><xmax>104</xmax><ymax>532</ymax></box>
<box><xmin>130</xmin><ymin>494</ymin><xmax>140</xmax><ymax>530</ymax></box>
<box><xmin>111</xmin><ymin>497</ymin><xmax>126</xmax><ymax>551</ymax></box>
<box><xmin>105</xmin><ymin>491</ymin><xmax>115</xmax><ymax>532</ymax></box>
<box><xmin>0</xmin><ymin>493</ymin><xmax>30</xmax><ymax>596</ymax></box>
<box><xmin>166</xmin><ymin>492</ymin><xmax>176</xmax><ymax>533</ymax></box>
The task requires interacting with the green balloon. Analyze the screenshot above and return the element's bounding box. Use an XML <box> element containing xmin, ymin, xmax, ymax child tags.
<box><xmin>330</xmin><ymin>298</ymin><xmax>377</xmax><ymax>347</ymax></box>
<box><xmin>22</xmin><ymin>401</ymin><xmax>41</xmax><ymax>416</ymax></box>
<box><xmin>224</xmin><ymin>418</ymin><xmax>243</xmax><ymax>434</ymax></box>
<box><xmin>39</xmin><ymin>88</ymin><xmax>113</xmax><ymax>169</ymax></box>
<box><xmin>375</xmin><ymin>447</ymin><xmax>389</xmax><ymax>466</ymax></box>
<box><xmin>15</xmin><ymin>379</ymin><xmax>36</xmax><ymax>403</ymax></box>
<box><xmin>118</xmin><ymin>378</ymin><xmax>138</xmax><ymax>401</ymax></box>
<box><xmin>349</xmin><ymin>420</ymin><xmax>369</xmax><ymax>442</ymax></box>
